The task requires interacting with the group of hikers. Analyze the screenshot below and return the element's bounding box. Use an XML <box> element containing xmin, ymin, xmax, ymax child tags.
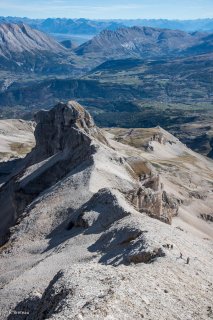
<box><xmin>179</xmin><ymin>252</ymin><xmax>190</xmax><ymax>264</ymax></box>
<box><xmin>166</xmin><ymin>243</ymin><xmax>190</xmax><ymax>264</ymax></box>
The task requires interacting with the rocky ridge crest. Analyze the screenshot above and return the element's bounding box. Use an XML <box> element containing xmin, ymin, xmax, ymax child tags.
<box><xmin>1</xmin><ymin>101</ymin><xmax>212</xmax><ymax>319</ymax></box>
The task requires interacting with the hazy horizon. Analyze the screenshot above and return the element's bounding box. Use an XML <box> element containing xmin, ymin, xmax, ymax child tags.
<box><xmin>0</xmin><ymin>0</ymin><xmax>212</xmax><ymax>20</ymax></box>
<box><xmin>0</xmin><ymin>16</ymin><xmax>213</xmax><ymax>22</ymax></box>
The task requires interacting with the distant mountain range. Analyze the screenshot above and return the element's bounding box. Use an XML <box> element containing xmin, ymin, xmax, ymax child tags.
<box><xmin>1</xmin><ymin>23</ymin><xmax>212</xmax><ymax>74</ymax></box>
<box><xmin>75</xmin><ymin>26</ymin><xmax>213</xmax><ymax>61</ymax></box>
<box><xmin>0</xmin><ymin>23</ymin><xmax>82</xmax><ymax>74</ymax></box>
<box><xmin>0</xmin><ymin>22</ymin><xmax>212</xmax><ymax>89</ymax></box>
<box><xmin>0</xmin><ymin>17</ymin><xmax>213</xmax><ymax>35</ymax></box>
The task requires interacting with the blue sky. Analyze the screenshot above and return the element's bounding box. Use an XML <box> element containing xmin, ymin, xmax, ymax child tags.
<box><xmin>0</xmin><ymin>0</ymin><xmax>212</xmax><ymax>19</ymax></box>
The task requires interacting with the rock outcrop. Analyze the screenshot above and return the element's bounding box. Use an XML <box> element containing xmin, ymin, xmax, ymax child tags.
<box><xmin>127</xmin><ymin>173</ymin><xmax>179</xmax><ymax>224</ymax></box>
<box><xmin>68</xmin><ymin>188</ymin><xmax>131</xmax><ymax>231</ymax></box>
<box><xmin>31</xmin><ymin>101</ymin><xmax>107</xmax><ymax>163</ymax></box>
<box><xmin>0</xmin><ymin>101</ymin><xmax>107</xmax><ymax>244</ymax></box>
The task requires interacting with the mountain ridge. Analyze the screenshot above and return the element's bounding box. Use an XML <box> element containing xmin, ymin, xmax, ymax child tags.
<box><xmin>0</xmin><ymin>23</ymin><xmax>82</xmax><ymax>74</ymax></box>
<box><xmin>0</xmin><ymin>101</ymin><xmax>212</xmax><ymax>319</ymax></box>
<box><xmin>1</xmin><ymin>17</ymin><xmax>213</xmax><ymax>34</ymax></box>
<box><xmin>75</xmin><ymin>26</ymin><xmax>213</xmax><ymax>60</ymax></box>
<box><xmin>0</xmin><ymin>23</ymin><xmax>66</xmax><ymax>57</ymax></box>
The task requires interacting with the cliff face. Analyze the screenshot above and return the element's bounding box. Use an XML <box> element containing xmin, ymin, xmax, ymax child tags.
<box><xmin>0</xmin><ymin>101</ymin><xmax>106</xmax><ymax>243</ymax></box>
<box><xmin>31</xmin><ymin>101</ymin><xmax>103</xmax><ymax>162</ymax></box>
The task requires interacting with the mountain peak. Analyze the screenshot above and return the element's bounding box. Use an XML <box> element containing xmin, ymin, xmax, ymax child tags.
<box><xmin>35</xmin><ymin>101</ymin><xmax>95</xmax><ymax>133</ymax></box>
<box><xmin>32</xmin><ymin>100</ymin><xmax>106</xmax><ymax>163</ymax></box>
<box><xmin>0</xmin><ymin>101</ymin><xmax>108</xmax><ymax>241</ymax></box>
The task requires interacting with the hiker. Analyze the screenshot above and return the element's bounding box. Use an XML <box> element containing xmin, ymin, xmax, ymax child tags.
<box><xmin>171</xmin><ymin>244</ymin><xmax>173</xmax><ymax>249</ymax></box>
<box><xmin>180</xmin><ymin>252</ymin><xmax>183</xmax><ymax>259</ymax></box>
<box><xmin>186</xmin><ymin>257</ymin><xmax>190</xmax><ymax>264</ymax></box>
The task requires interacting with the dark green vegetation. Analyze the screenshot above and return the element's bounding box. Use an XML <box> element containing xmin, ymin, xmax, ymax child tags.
<box><xmin>85</xmin><ymin>54</ymin><xmax>213</xmax><ymax>102</ymax></box>
<box><xmin>0</xmin><ymin>53</ymin><xmax>212</xmax><ymax>118</ymax></box>
<box><xmin>0</xmin><ymin>64</ymin><xmax>212</xmax><ymax>157</ymax></box>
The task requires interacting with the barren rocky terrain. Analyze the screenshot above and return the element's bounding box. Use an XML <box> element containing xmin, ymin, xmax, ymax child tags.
<box><xmin>75</xmin><ymin>26</ymin><xmax>213</xmax><ymax>61</ymax></box>
<box><xmin>0</xmin><ymin>101</ymin><xmax>212</xmax><ymax>319</ymax></box>
<box><xmin>0</xmin><ymin>119</ymin><xmax>35</xmax><ymax>161</ymax></box>
<box><xmin>0</xmin><ymin>23</ymin><xmax>84</xmax><ymax>75</ymax></box>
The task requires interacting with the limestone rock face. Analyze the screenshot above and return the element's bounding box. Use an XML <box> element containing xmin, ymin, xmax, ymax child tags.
<box><xmin>0</xmin><ymin>101</ymin><xmax>106</xmax><ymax>243</ymax></box>
<box><xmin>32</xmin><ymin>101</ymin><xmax>97</xmax><ymax>161</ymax></box>
<box><xmin>128</xmin><ymin>174</ymin><xmax>179</xmax><ymax>224</ymax></box>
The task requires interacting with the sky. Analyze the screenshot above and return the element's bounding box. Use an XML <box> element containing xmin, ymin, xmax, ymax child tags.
<box><xmin>0</xmin><ymin>0</ymin><xmax>212</xmax><ymax>20</ymax></box>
